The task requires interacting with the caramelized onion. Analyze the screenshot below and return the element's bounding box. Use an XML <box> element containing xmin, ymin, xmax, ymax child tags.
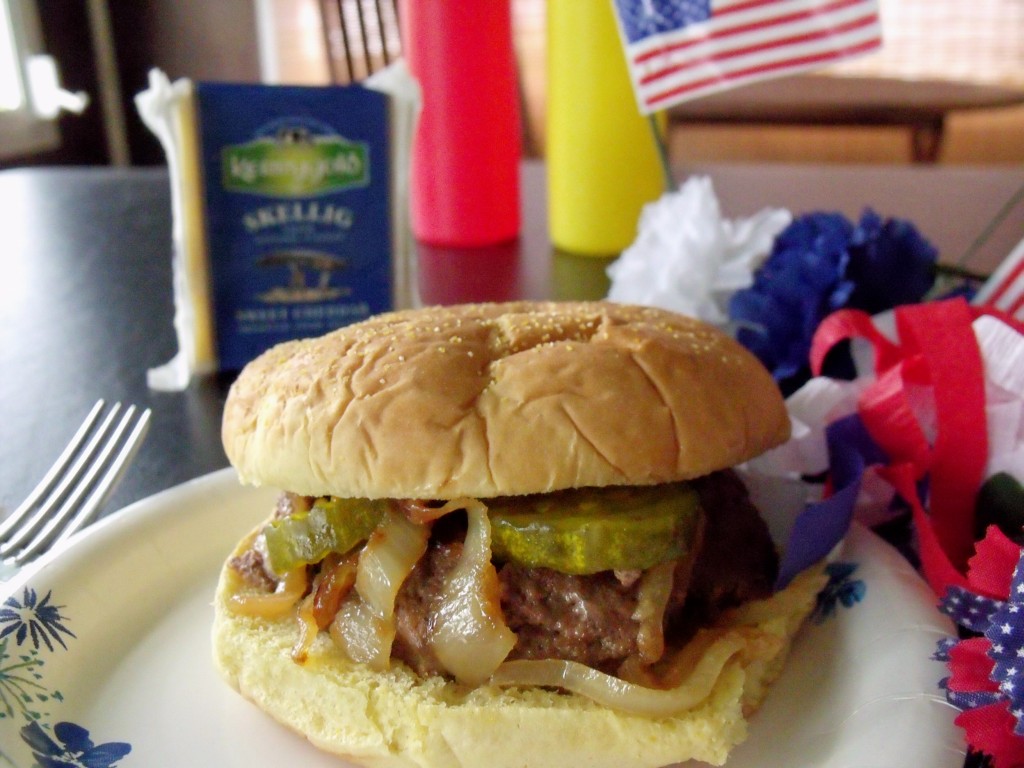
<box><xmin>291</xmin><ymin>593</ymin><xmax>319</xmax><ymax>663</ymax></box>
<box><xmin>312</xmin><ymin>556</ymin><xmax>358</xmax><ymax>629</ymax></box>
<box><xmin>356</xmin><ymin>509</ymin><xmax>429</xmax><ymax>620</ymax></box>
<box><xmin>490</xmin><ymin>634</ymin><xmax>746</xmax><ymax>717</ymax></box>
<box><xmin>632</xmin><ymin>561</ymin><xmax>676</xmax><ymax>664</ymax></box>
<box><xmin>328</xmin><ymin>510</ymin><xmax>429</xmax><ymax>670</ymax></box>
<box><xmin>429</xmin><ymin>499</ymin><xmax>516</xmax><ymax>686</ymax></box>
<box><xmin>399</xmin><ymin>497</ymin><xmax>477</xmax><ymax>525</ymax></box>
<box><xmin>330</xmin><ymin>592</ymin><xmax>396</xmax><ymax>671</ymax></box>
<box><xmin>291</xmin><ymin>556</ymin><xmax>358</xmax><ymax>663</ymax></box>
<box><xmin>229</xmin><ymin>566</ymin><xmax>308</xmax><ymax>618</ymax></box>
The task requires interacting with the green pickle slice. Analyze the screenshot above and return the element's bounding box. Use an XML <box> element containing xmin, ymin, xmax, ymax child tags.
<box><xmin>487</xmin><ymin>483</ymin><xmax>702</xmax><ymax>575</ymax></box>
<box><xmin>263</xmin><ymin>497</ymin><xmax>388</xmax><ymax>573</ymax></box>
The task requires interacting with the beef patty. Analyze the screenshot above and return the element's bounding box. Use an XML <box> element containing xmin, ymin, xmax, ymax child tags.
<box><xmin>391</xmin><ymin>470</ymin><xmax>778</xmax><ymax>677</ymax></box>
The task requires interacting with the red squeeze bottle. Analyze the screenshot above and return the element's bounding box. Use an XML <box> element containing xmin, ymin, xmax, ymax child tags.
<box><xmin>400</xmin><ymin>0</ymin><xmax>521</xmax><ymax>246</ymax></box>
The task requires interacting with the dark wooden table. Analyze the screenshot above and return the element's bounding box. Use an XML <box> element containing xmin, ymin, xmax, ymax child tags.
<box><xmin>668</xmin><ymin>74</ymin><xmax>1024</xmax><ymax>162</ymax></box>
<box><xmin>1</xmin><ymin>159</ymin><xmax>1022</xmax><ymax>519</ymax></box>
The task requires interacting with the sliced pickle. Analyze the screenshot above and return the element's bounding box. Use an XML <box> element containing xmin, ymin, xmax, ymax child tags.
<box><xmin>487</xmin><ymin>483</ymin><xmax>702</xmax><ymax>575</ymax></box>
<box><xmin>263</xmin><ymin>497</ymin><xmax>389</xmax><ymax>574</ymax></box>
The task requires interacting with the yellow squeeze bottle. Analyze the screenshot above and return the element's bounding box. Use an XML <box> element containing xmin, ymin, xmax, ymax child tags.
<box><xmin>547</xmin><ymin>0</ymin><xmax>667</xmax><ymax>257</ymax></box>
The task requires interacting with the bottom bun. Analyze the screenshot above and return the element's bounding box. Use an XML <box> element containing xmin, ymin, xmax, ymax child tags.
<box><xmin>213</xmin><ymin>533</ymin><xmax>827</xmax><ymax>768</ymax></box>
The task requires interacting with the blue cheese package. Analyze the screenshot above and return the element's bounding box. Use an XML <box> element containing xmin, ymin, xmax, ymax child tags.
<box><xmin>196</xmin><ymin>82</ymin><xmax>393</xmax><ymax>371</ymax></box>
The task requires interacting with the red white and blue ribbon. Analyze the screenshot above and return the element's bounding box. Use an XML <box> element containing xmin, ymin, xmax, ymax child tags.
<box><xmin>935</xmin><ymin>533</ymin><xmax>1024</xmax><ymax>765</ymax></box>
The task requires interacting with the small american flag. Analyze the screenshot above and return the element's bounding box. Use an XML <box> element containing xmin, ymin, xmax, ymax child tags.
<box><xmin>973</xmin><ymin>237</ymin><xmax>1024</xmax><ymax>322</ymax></box>
<box><xmin>612</xmin><ymin>0</ymin><xmax>883</xmax><ymax>114</ymax></box>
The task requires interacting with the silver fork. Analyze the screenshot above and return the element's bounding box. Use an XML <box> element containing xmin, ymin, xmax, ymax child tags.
<box><xmin>0</xmin><ymin>400</ymin><xmax>151</xmax><ymax>569</ymax></box>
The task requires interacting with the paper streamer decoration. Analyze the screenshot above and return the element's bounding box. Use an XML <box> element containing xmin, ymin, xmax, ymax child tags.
<box><xmin>805</xmin><ymin>297</ymin><xmax>1024</xmax><ymax>597</ymax></box>
<box><xmin>774</xmin><ymin>413</ymin><xmax>870</xmax><ymax>589</ymax></box>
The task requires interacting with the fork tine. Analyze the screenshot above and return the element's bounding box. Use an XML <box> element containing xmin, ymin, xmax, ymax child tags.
<box><xmin>0</xmin><ymin>402</ymin><xmax>126</xmax><ymax>553</ymax></box>
<box><xmin>4</xmin><ymin>404</ymin><xmax>150</xmax><ymax>562</ymax></box>
<box><xmin>0</xmin><ymin>399</ymin><xmax>108</xmax><ymax>541</ymax></box>
<box><xmin>0</xmin><ymin>402</ymin><xmax>151</xmax><ymax>564</ymax></box>
<box><xmin>50</xmin><ymin>406</ymin><xmax>151</xmax><ymax>550</ymax></box>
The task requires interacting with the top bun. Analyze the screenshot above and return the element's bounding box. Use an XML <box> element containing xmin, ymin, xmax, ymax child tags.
<box><xmin>222</xmin><ymin>301</ymin><xmax>789</xmax><ymax>500</ymax></box>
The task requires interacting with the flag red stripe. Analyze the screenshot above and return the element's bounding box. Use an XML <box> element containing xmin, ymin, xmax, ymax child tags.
<box><xmin>1000</xmin><ymin>285</ymin><xmax>1024</xmax><ymax>317</ymax></box>
<box><xmin>983</xmin><ymin>256</ymin><xmax>1024</xmax><ymax>307</ymax></box>
<box><xmin>644</xmin><ymin>36</ymin><xmax>880</xmax><ymax>108</ymax></box>
<box><xmin>633</xmin><ymin>0</ymin><xmax>872</xmax><ymax>66</ymax></box>
<box><xmin>639</xmin><ymin>13</ymin><xmax>878</xmax><ymax>86</ymax></box>
<box><xmin>717</xmin><ymin>0</ymin><xmax>798</xmax><ymax>18</ymax></box>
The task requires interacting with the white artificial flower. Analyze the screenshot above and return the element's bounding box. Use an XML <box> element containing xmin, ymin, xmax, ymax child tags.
<box><xmin>606</xmin><ymin>175</ymin><xmax>791</xmax><ymax>325</ymax></box>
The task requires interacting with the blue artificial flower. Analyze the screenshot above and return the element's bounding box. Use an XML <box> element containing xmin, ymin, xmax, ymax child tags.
<box><xmin>729</xmin><ymin>209</ymin><xmax>937</xmax><ymax>392</ymax></box>
<box><xmin>20</xmin><ymin>721</ymin><xmax>131</xmax><ymax>768</ymax></box>
<box><xmin>845</xmin><ymin>209</ymin><xmax>939</xmax><ymax>314</ymax></box>
<box><xmin>730</xmin><ymin>212</ymin><xmax>854</xmax><ymax>387</ymax></box>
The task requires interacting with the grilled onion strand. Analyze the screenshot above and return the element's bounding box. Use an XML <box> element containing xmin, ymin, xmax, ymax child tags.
<box><xmin>429</xmin><ymin>499</ymin><xmax>517</xmax><ymax>686</ymax></box>
<box><xmin>490</xmin><ymin>633</ymin><xmax>747</xmax><ymax>717</ymax></box>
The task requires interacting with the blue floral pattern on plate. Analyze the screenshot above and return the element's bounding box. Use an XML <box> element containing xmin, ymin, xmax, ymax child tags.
<box><xmin>813</xmin><ymin>561</ymin><xmax>867</xmax><ymax>623</ymax></box>
<box><xmin>0</xmin><ymin>587</ymin><xmax>131</xmax><ymax>768</ymax></box>
<box><xmin>20</xmin><ymin>721</ymin><xmax>131</xmax><ymax>768</ymax></box>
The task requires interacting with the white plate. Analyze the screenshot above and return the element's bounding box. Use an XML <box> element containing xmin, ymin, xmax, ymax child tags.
<box><xmin>0</xmin><ymin>469</ymin><xmax>966</xmax><ymax>768</ymax></box>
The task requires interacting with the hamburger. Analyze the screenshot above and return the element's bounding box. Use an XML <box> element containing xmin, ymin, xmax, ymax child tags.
<box><xmin>213</xmin><ymin>301</ymin><xmax>827</xmax><ymax>768</ymax></box>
